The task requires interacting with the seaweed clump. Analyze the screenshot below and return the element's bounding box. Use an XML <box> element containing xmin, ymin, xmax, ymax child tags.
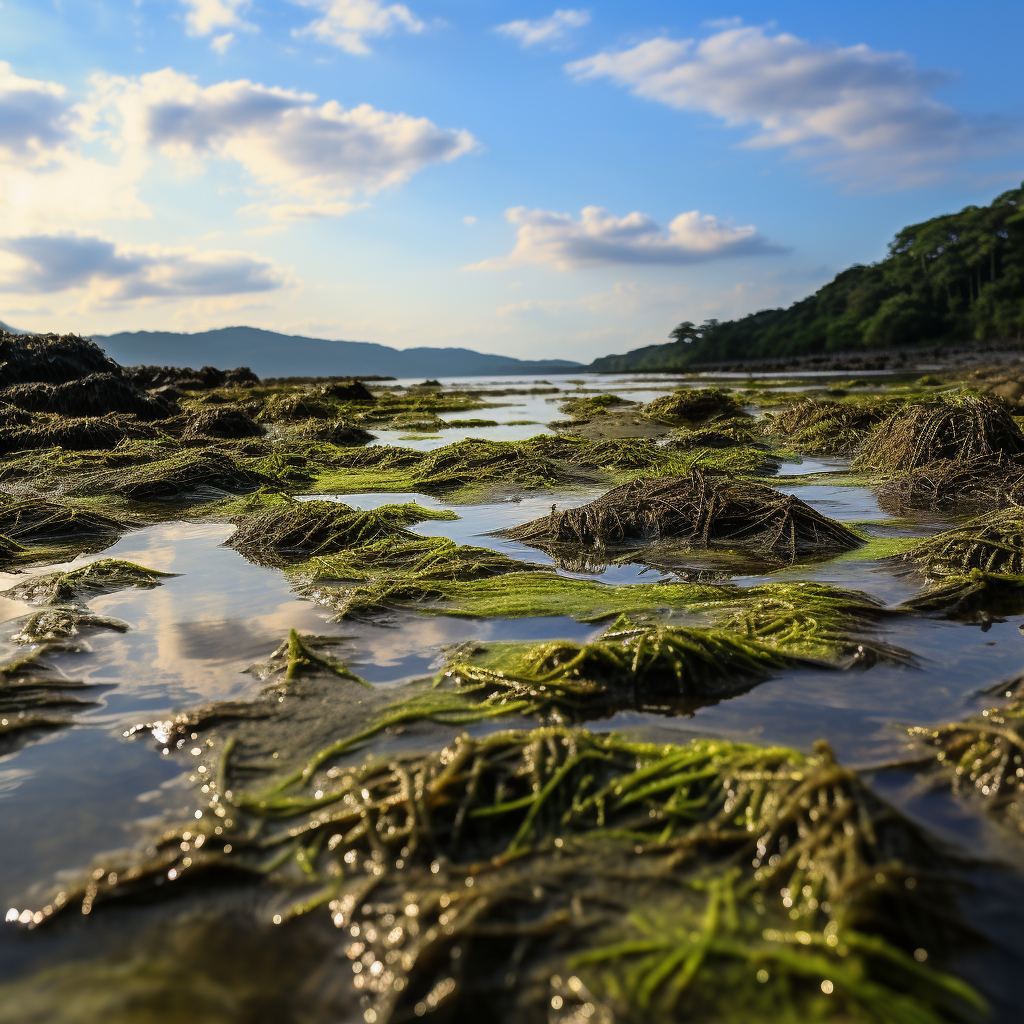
<box><xmin>287</xmin><ymin>418</ymin><xmax>374</xmax><ymax>445</ymax></box>
<box><xmin>0</xmin><ymin>497</ymin><xmax>126</xmax><ymax>545</ymax></box>
<box><xmin>74</xmin><ymin>448</ymin><xmax>272</xmax><ymax>501</ymax></box>
<box><xmin>0</xmin><ymin>331</ymin><xmax>120</xmax><ymax>385</ymax></box>
<box><xmin>440</xmin><ymin>618</ymin><xmax>805</xmax><ymax>718</ymax></box>
<box><xmin>642</xmin><ymin>387</ymin><xmax>745</xmax><ymax>423</ymax></box>
<box><xmin>497</xmin><ymin>473</ymin><xmax>862</xmax><ymax>563</ymax></box>
<box><xmin>181</xmin><ymin>407</ymin><xmax>265</xmax><ymax>440</ymax></box>
<box><xmin>560</xmin><ymin>394</ymin><xmax>635</xmax><ymax>420</ymax></box>
<box><xmin>228</xmin><ymin>497</ymin><xmax>457</xmax><ymax>567</ymax></box>
<box><xmin>33</xmin><ymin>729</ymin><xmax>986</xmax><ymax>1024</ymax></box>
<box><xmin>877</xmin><ymin>455</ymin><xmax>1024</xmax><ymax>514</ymax></box>
<box><xmin>898</xmin><ymin>509</ymin><xmax>1024</xmax><ymax>575</ymax></box>
<box><xmin>854</xmin><ymin>393</ymin><xmax>1024</xmax><ymax>473</ymax></box>
<box><xmin>907</xmin><ymin>688</ymin><xmax>1024</xmax><ymax>835</ymax></box>
<box><xmin>765</xmin><ymin>398</ymin><xmax>897</xmax><ymax>455</ymax></box>
<box><xmin>2</xmin><ymin>559</ymin><xmax>176</xmax><ymax>605</ymax></box>
<box><xmin>0</xmin><ymin>373</ymin><xmax>172</xmax><ymax>421</ymax></box>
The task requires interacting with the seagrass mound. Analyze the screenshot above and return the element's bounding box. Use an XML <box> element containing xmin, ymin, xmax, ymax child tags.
<box><xmin>898</xmin><ymin>508</ymin><xmax>1024</xmax><ymax>575</ymax></box>
<box><xmin>255</xmin><ymin>392</ymin><xmax>336</xmax><ymax>423</ymax></box>
<box><xmin>642</xmin><ymin>386</ymin><xmax>745</xmax><ymax>423</ymax></box>
<box><xmin>877</xmin><ymin>454</ymin><xmax>1024</xmax><ymax>514</ymax></box>
<box><xmin>764</xmin><ymin>397</ymin><xmax>897</xmax><ymax>455</ymax></box>
<box><xmin>314</xmin><ymin>380</ymin><xmax>375</xmax><ymax>402</ymax></box>
<box><xmin>125</xmin><ymin>364</ymin><xmax>259</xmax><ymax>390</ymax></box>
<box><xmin>495</xmin><ymin>472</ymin><xmax>863</xmax><ymax>562</ymax></box>
<box><xmin>181</xmin><ymin>406</ymin><xmax>265</xmax><ymax>440</ymax></box>
<box><xmin>854</xmin><ymin>393</ymin><xmax>1024</xmax><ymax>473</ymax></box>
<box><xmin>0</xmin><ymin>497</ymin><xmax>126</xmax><ymax>543</ymax></box>
<box><xmin>0</xmin><ymin>413</ymin><xmax>161</xmax><ymax>454</ymax></box>
<box><xmin>71</xmin><ymin>449</ymin><xmax>272</xmax><ymax>501</ymax></box>
<box><xmin>228</xmin><ymin>499</ymin><xmax>455</xmax><ymax>565</ymax></box>
<box><xmin>0</xmin><ymin>331</ymin><xmax>120</xmax><ymax>386</ymax></box>
<box><xmin>288</xmin><ymin>418</ymin><xmax>374</xmax><ymax>445</ymax></box>
<box><xmin>0</xmin><ymin>373</ymin><xmax>173</xmax><ymax>421</ymax></box>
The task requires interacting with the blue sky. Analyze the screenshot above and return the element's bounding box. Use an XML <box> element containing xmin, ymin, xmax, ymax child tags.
<box><xmin>1</xmin><ymin>0</ymin><xmax>1021</xmax><ymax>362</ymax></box>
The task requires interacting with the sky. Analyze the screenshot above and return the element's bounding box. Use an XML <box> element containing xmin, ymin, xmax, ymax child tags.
<box><xmin>0</xmin><ymin>1</ymin><xmax>1021</xmax><ymax>363</ymax></box>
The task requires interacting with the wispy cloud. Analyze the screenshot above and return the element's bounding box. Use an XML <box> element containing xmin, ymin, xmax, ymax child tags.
<box><xmin>291</xmin><ymin>0</ymin><xmax>424</xmax><ymax>55</ymax></box>
<box><xmin>568</xmin><ymin>23</ymin><xmax>1019</xmax><ymax>187</ymax></box>
<box><xmin>495</xmin><ymin>8</ymin><xmax>590</xmax><ymax>49</ymax></box>
<box><xmin>0</xmin><ymin>233</ymin><xmax>285</xmax><ymax>303</ymax></box>
<box><xmin>179</xmin><ymin>0</ymin><xmax>256</xmax><ymax>48</ymax></box>
<box><xmin>469</xmin><ymin>205</ymin><xmax>781</xmax><ymax>270</ymax></box>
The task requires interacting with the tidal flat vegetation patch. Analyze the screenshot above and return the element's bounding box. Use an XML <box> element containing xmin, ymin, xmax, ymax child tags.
<box><xmin>496</xmin><ymin>473</ymin><xmax>862</xmax><ymax>564</ymax></box>
<box><xmin>26</xmin><ymin>726</ymin><xmax>986</xmax><ymax>1024</ymax></box>
<box><xmin>642</xmin><ymin>387</ymin><xmax>746</xmax><ymax>424</ymax></box>
<box><xmin>228</xmin><ymin>497</ymin><xmax>458</xmax><ymax>567</ymax></box>
<box><xmin>763</xmin><ymin>397</ymin><xmax>901</xmax><ymax>455</ymax></box>
<box><xmin>898</xmin><ymin>509</ymin><xmax>1024</xmax><ymax>575</ymax></box>
<box><xmin>854</xmin><ymin>393</ymin><xmax>1024</xmax><ymax>474</ymax></box>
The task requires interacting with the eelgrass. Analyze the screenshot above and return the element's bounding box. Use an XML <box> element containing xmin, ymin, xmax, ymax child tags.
<box><xmin>876</xmin><ymin>455</ymin><xmax>1024</xmax><ymax>514</ymax></box>
<box><xmin>439</xmin><ymin>618</ymin><xmax>806</xmax><ymax>717</ymax></box>
<box><xmin>0</xmin><ymin>648</ymin><xmax>99</xmax><ymax>750</ymax></box>
<box><xmin>907</xmin><ymin>691</ymin><xmax>1024</xmax><ymax>835</ymax></box>
<box><xmin>898</xmin><ymin>509</ymin><xmax>1024</xmax><ymax>575</ymax></box>
<box><xmin>899</xmin><ymin>569</ymin><xmax>1024</xmax><ymax>620</ymax></box>
<box><xmin>246</xmin><ymin>629</ymin><xmax>370</xmax><ymax>691</ymax></box>
<box><xmin>72</xmin><ymin>448</ymin><xmax>273</xmax><ymax>501</ymax></box>
<box><xmin>764</xmin><ymin>397</ymin><xmax>899</xmax><ymax>455</ymax></box>
<box><xmin>0</xmin><ymin>496</ymin><xmax>126</xmax><ymax>544</ymax></box>
<box><xmin>496</xmin><ymin>473</ymin><xmax>862</xmax><ymax>564</ymax></box>
<box><xmin>181</xmin><ymin>406</ymin><xmax>264</xmax><ymax>440</ymax></box>
<box><xmin>228</xmin><ymin>497</ymin><xmax>458</xmax><ymax>567</ymax></box>
<box><xmin>33</xmin><ymin>728</ymin><xmax>985</xmax><ymax>1024</ymax></box>
<box><xmin>560</xmin><ymin>394</ymin><xmax>635</xmax><ymax>420</ymax></box>
<box><xmin>0</xmin><ymin>413</ymin><xmax>161</xmax><ymax>454</ymax></box>
<box><xmin>854</xmin><ymin>393</ymin><xmax>1024</xmax><ymax>474</ymax></box>
<box><xmin>642</xmin><ymin>387</ymin><xmax>745</xmax><ymax>424</ymax></box>
<box><xmin>1</xmin><ymin>558</ymin><xmax>177</xmax><ymax>605</ymax></box>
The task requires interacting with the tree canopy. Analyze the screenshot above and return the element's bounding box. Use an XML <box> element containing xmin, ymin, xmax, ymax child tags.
<box><xmin>591</xmin><ymin>183</ymin><xmax>1024</xmax><ymax>372</ymax></box>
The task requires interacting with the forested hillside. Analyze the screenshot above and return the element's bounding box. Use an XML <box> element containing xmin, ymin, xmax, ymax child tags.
<box><xmin>592</xmin><ymin>183</ymin><xmax>1024</xmax><ymax>371</ymax></box>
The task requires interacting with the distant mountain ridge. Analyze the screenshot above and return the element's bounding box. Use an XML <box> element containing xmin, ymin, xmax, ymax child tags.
<box><xmin>89</xmin><ymin>326</ymin><xmax>581</xmax><ymax>378</ymax></box>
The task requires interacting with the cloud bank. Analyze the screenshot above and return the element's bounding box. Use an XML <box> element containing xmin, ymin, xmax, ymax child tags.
<box><xmin>0</xmin><ymin>233</ymin><xmax>285</xmax><ymax>302</ymax></box>
<box><xmin>471</xmin><ymin>205</ymin><xmax>781</xmax><ymax>270</ymax></box>
<box><xmin>495</xmin><ymin>9</ymin><xmax>590</xmax><ymax>49</ymax></box>
<box><xmin>568</xmin><ymin>24</ymin><xmax>1014</xmax><ymax>186</ymax></box>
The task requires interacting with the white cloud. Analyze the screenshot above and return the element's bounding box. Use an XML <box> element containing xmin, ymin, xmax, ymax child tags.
<box><xmin>211</xmin><ymin>33</ymin><xmax>236</xmax><ymax>54</ymax></box>
<box><xmin>0</xmin><ymin>233</ymin><xmax>285</xmax><ymax>303</ymax></box>
<box><xmin>88</xmin><ymin>68</ymin><xmax>478</xmax><ymax>208</ymax></box>
<box><xmin>0</xmin><ymin>61</ymin><xmax>75</xmax><ymax>165</ymax></box>
<box><xmin>470</xmin><ymin>205</ymin><xmax>780</xmax><ymax>271</ymax></box>
<box><xmin>292</xmin><ymin>0</ymin><xmax>424</xmax><ymax>55</ymax></box>
<box><xmin>0</xmin><ymin>63</ymin><xmax>149</xmax><ymax>234</ymax></box>
<box><xmin>495</xmin><ymin>9</ymin><xmax>589</xmax><ymax>49</ymax></box>
<box><xmin>180</xmin><ymin>0</ymin><xmax>254</xmax><ymax>37</ymax></box>
<box><xmin>568</xmin><ymin>24</ymin><xmax>1015</xmax><ymax>186</ymax></box>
